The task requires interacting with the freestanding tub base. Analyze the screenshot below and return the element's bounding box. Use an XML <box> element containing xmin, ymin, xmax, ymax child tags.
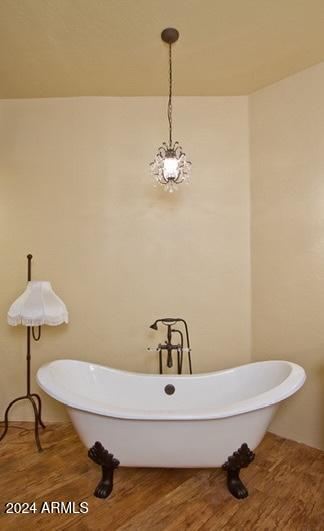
<box><xmin>88</xmin><ymin>441</ymin><xmax>255</xmax><ymax>500</ymax></box>
<box><xmin>88</xmin><ymin>441</ymin><xmax>120</xmax><ymax>499</ymax></box>
<box><xmin>222</xmin><ymin>443</ymin><xmax>255</xmax><ymax>499</ymax></box>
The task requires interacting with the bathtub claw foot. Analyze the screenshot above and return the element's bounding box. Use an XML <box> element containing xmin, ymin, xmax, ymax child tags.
<box><xmin>222</xmin><ymin>443</ymin><xmax>255</xmax><ymax>499</ymax></box>
<box><xmin>88</xmin><ymin>441</ymin><xmax>120</xmax><ymax>499</ymax></box>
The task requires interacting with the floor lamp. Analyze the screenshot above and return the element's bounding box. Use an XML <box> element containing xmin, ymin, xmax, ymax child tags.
<box><xmin>0</xmin><ymin>254</ymin><xmax>68</xmax><ymax>451</ymax></box>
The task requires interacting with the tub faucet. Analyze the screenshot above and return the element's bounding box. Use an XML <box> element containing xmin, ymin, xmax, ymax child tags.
<box><xmin>148</xmin><ymin>318</ymin><xmax>192</xmax><ymax>375</ymax></box>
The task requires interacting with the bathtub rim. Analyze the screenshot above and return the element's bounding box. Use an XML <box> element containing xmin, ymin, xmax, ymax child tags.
<box><xmin>37</xmin><ymin>359</ymin><xmax>306</xmax><ymax>421</ymax></box>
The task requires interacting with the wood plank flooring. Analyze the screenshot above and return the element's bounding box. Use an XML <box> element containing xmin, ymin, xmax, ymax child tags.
<box><xmin>0</xmin><ymin>422</ymin><xmax>323</xmax><ymax>530</ymax></box>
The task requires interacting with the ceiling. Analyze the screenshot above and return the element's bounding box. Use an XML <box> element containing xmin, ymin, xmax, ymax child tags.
<box><xmin>1</xmin><ymin>0</ymin><xmax>324</xmax><ymax>98</ymax></box>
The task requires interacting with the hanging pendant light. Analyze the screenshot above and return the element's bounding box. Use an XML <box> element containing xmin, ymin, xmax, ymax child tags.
<box><xmin>150</xmin><ymin>28</ymin><xmax>192</xmax><ymax>193</ymax></box>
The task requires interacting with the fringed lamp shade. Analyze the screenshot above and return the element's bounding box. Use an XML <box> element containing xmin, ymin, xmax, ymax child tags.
<box><xmin>7</xmin><ymin>281</ymin><xmax>68</xmax><ymax>327</ymax></box>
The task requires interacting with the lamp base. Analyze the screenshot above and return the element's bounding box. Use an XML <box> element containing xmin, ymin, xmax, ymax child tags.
<box><xmin>0</xmin><ymin>393</ymin><xmax>45</xmax><ymax>452</ymax></box>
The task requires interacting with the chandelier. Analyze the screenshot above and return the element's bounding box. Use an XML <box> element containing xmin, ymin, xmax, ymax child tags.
<box><xmin>150</xmin><ymin>28</ymin><xmax>192</xmax><ymax>193</ymax></box>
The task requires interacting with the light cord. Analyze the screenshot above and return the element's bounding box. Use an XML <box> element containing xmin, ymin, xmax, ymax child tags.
<box><xmin>167</xmin><ymin>43</ymin><xmax>173</xmax><ymax>147</ymax></box>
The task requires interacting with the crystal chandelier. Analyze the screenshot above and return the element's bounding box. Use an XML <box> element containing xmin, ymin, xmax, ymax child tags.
<box><xmin>150</xmin><ymin>28</ymin><xmax>192</xmax><ymax>193</ymax></box>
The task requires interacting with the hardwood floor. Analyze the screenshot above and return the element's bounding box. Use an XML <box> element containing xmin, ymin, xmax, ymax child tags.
<box><xmin>0</xmin><ymin>422</ymin><xmax>323</xmax><ymax>530</ymax></box>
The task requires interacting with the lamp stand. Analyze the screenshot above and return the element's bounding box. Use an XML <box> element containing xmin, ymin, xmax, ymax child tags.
<box><xmin>0</xmin><ymin>254</ymin><xmax>45</xmax><ymax>452</ymax></box>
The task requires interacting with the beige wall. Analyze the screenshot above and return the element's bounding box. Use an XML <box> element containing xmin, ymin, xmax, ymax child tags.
<box><xmin>0</xmin><ymin>96</ymin><xmax>251</xmax><ymax>422</ymax></box>
<box><xmin>2</xmin><ymin>76</ymin><xmax>322</xmax><ymax>450</ymax></box>
<box><xmin>250</xmin><ymin>63</ymin><xmax>324</xmax><ymax>449</ymax></box>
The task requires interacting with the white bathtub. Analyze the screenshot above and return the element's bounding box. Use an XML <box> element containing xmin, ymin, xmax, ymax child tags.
<box><xmin>37</xmin><ymin>359</ymin><xmax>305</xmax><ymax>468</ymax></box>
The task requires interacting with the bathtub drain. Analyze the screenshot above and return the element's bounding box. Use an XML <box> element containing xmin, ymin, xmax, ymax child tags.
<box><xmin>164</xmin><ymin>384</ymin><xmax>175</xmax><ymax>395</ymax></box>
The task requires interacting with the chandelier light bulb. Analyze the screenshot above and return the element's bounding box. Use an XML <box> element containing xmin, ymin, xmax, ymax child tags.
<box><xmin>163</xmin><ymin>155</ymin><xmax>179</xmax><ymax>180</ymax></box>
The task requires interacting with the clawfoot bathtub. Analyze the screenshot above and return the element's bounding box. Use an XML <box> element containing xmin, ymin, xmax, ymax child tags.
<box><xmin>37</xmin><ymin>359</ymin><xmax>305</xmax><ymax>499</ymax></box>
